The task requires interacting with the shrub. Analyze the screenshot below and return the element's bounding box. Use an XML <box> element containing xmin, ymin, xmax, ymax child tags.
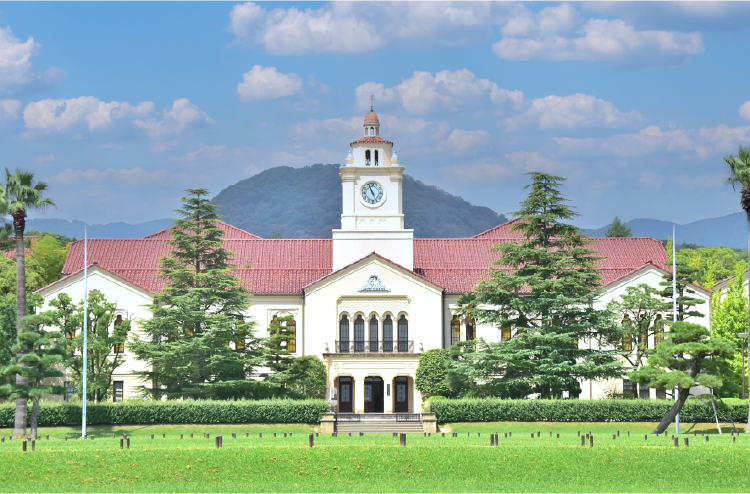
<box><xmin>0</xmin><ymin>399</ymin><xmax>330</xmax><ymax>427</ymax></box>
<box><xmin>415</xmin><ymin>349</ymin><xmax>455</xmax><ymax>398</ymax></box>
<box><xmin>429</xmin><ymin>398</ymin><xmax>749</xmax><ymax>424</ymax></box>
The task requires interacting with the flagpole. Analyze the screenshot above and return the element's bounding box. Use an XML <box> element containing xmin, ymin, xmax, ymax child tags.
<box><xmin>673</xmin><ymin>224</ymin><xmax>679</xmax><ymax>435</ymax></box>
<box><xmin>82</xmin><ymin>227</ymin><xmax>88</xmax><ymax>438</ymax></box>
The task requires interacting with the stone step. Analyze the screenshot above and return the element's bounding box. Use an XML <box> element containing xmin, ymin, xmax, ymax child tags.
<box><xmin>335</xmin><ymin>422</ymin><xmax>424</xmax><ymax>433</ymax></box>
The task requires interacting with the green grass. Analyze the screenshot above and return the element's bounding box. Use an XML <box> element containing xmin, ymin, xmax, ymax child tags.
<box><xmin>0</xmin><ymin>422</ymin><xmax>748</xmax><ymax>492</ymax></box>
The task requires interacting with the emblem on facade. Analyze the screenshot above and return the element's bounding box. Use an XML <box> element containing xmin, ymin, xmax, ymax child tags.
<box><xmin>359</xmin><ymin>273</ymin><xmax>390</xmax><ymax>292</ymax></box>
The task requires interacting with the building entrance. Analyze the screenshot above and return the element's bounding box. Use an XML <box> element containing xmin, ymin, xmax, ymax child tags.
<box><xmin>338</xmin><ymin>377</ymin><xmax>353</xmax><ymax>413</ymax></box>
<box><xmin>394</xmin><ymin>376</ymin><xmax>408</xmax><ymax>413</ymax></box>
<box><xmin>364</xmin><ymin>377</ymin><xmax>384</xmax><ymax>413</ymax></box>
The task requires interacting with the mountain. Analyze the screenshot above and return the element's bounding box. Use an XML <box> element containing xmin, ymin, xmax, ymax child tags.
<box><xmin>211</xmin><ymin>164</ymin><xmax>507</xmax><ymax>238</ymax></box>
<box><xmin>583</xmin><ymin>212</ymin><xmax>748</xmax><ymax>249</ymax></box>
<box><xmin>25</xmin><ymin>218</ymin><xmax>175</xmax><ymax>239</ymax></box>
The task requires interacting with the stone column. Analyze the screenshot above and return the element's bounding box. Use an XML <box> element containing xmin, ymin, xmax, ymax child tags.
<box><xmin>354</xmin><ymin>376</ymin><xmax>365</xmax><ymax>413</ymax></box>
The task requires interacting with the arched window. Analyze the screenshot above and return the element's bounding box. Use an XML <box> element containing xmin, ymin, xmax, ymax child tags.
<box><xmin>370</xmin><ymin>127</ymin><xmax>375</xmax><ymax>136</ymax></box>
<box><xmin>354</xmin><ymin>315</ymin><xmax>365</xmax><ymax>352</ymax></box>
<box><xmin>113</xmin><ymin>315</ymin><xmax>125</xmax><ymax>353</ymax></box>
<box><xmin>339</xmin><ymin>315</ymin><xmax>349</xmax><ymax>352</ymax></box>
<box><xmin>451</xmin><ymin>315</ymin><xmax>460</xmax><ymax>346</ymax></box>
<box><xmin>369</xmin><ymin>316</ymin><xmax>378</xmax><ymax>352</ymax></box>
<box><xmin>623</xmin><ymin>333</ymin><xmax>633</xmax><ymax>352</ymax></box>
<box><xmin>374</xmin><ymin>150</ymin><xmax>379</xmax><ymax>166</ymax></box>
<box><xmin>398</xmin><ymin>315</ymin><xmax>408</xmax><ymax>352</ymax></box>
<box><xmin>287</xmin><ymin>318</ymin><xmax>296</xmax><ymax>353</ymax></box>
<box><xmin>365</xmin><ymin>150</ymin><xmax>371</xmax><ymax>166</ymax></box>
<box><xmin>501</xmin><ymin>326</ymin><xmax>511</xmax><ymax>341</ymax></box>
<box><xmin>383</xmin><ymin>315</ymin><xmax>393</xmax><ymax>352</ymax></box>
<box><xmin>465</xmin><ymin>315</ymin><xmax>475</xmax><ymax>341</ymax></box>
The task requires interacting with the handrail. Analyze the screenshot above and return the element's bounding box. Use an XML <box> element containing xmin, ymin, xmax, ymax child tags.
<box><xmin>334</xmin><ymin>340</ymin><xmax>414</xmax><ymax>353</ymax></box>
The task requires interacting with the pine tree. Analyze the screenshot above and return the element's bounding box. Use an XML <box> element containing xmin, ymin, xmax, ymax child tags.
<box><xmin>659</xmin><ymin>258</ymin><xmax>705</xmax><ymax>322</ymax></box>
<box><xmin>48</xmin><ymin>291</ymin><xmax>130</xmax><ymax>402</ymax></box>
<box><xmin>629</xmin><ymin>321</ymin><xmax>733</xmax><ymax>434</ymax></box>
<box><xmin>605</xmin><ymin>216</ymin><xmax>632</xmax><ymax>237</ymax></box>
<box><xmin>457</xmin><ymin>173</ymin><xmax>624</xmax><ymax>398</ymax></box>
<box><xmin>0</xmin><ymin>303</ymin><xmax>66</xmax><ymax>440</ymax></box>
<box><xmin>129</xmin><ymin>189</ymin><xmax>262</xmax><ymax>399</ymax></box>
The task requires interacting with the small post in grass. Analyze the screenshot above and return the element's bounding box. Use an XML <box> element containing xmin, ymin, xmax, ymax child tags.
<box><xmin>232</xmin><ymin>433</ymin><xmax>236</xmax><ymax>439</ymax></box>
<box><xmin>65</xmin><ymin>436</ymin><xmax>68</xmax><ymax>442</ymax></box>
<box><xmin>246</xmin><ymin>432</ymin><xmax>249</xmax><ymax>438</ymax></box>
<box><xmin>556</xmin><ymin>433</ymin><xmax>560</xmax><ymax>439</ymax></box>
<box><xmin>684</xmin><ymin>437</ymin><xmax>689</xmax><ymax>447</ymax></box>
<box><xmin>284</xmin><ymin>433</ymin><xmax>287</xmax><ymax>438</ymax></box>
<box><xmin>190</xmin><ymin>433</ymin><xmax>193</xmax><ymax>438</ymax></box>
<box><xmin>360</xmin><ymin>432</ymin><xmax>364</xmax><ymax>437</ymax></box>
<box><xmin>259</xmin><ymin>433</ymin><xmax>262</xmax><ymax>439</ymax></box>
<box><xmin>274</xmin><ymin>433</ymin><xmax>276</xmax><ymax>438</ymax></box>
<box><xmin>531</xmin><ymin>433</ymin><xmax>534</xmax><ymax>439</ymax></box>
<box><xmin>674</xmin><ymin>437</ymin><xmax>679</xmax><ymax>448</ymax></box>
<box><xmin>31</xmin><ymin>440</ymin><xmax>35</xmax><ymax>452</ymax></box>
<box><xmin>1</xmin><ymin>436</ymin><xmax>4</xmax><ymax>443</ymax></box>
<box><xmin>613</xmin><ymin>434</ymin><xmax>616</xmax><ymax>440</ymax></box>
<box><xmin>628</xmin><ymin>431</ymin><xmax>630</xmax><ymax>437</ymax></box>
<box><xmin>509</xmin><ymin>432</ymin><xmax>512</xmax><ymax>438</ymax></box>
<box><xmin>733</xmin><ymin>436</ymin><xmax>737</xmax><ymax>443</ymax></box>
<box><xmin>316</xmin><ymin>432</ymin><xmax>319</xmax><ymax>438</ymax></box>
<box><xmin>400</xmin><ymin>433</ymin><xmax>406</xmax><ymax>447</ymax></box>
<box><xmin>581</xmin><ymin>435</ymin><xmax>585</xmax><ymax>447</ymax></box>
<box><xmin>162</xmin><ymin>434</ymin><xmax>165</xmax><ymax>439</ymax></box>
<box><xmin>127</xmin><ymin>437</ymin><xmax>130</xmax><ymax>449</ymax></box>
<box><xmin>393</xmin><ymin>432</ymin><xmax>397</xmax><ymax>438</ymax></box>
<box><xmin>549</xmin><ymin>431</ymin><xmax>552</xmax><ymax>437</ymax></box>
<box><xmin>578</xmin><ymin>430</ymin><xmax>580</xmax><ymax>437</ymax></box>
<box><xmin>22</xmin><ymin>440</ymin><xmax>27</xmax><ymax>452</ymax></box>
<box><xmin>216</xmin><ymin>436</ymin><xmax>221</xmax><ymax>449</ymax></box>
<box><xmin>491</xmin><ymin>434</ymin><xmax>495</xmax><ymax>447</ymax></box>
<box><xmin>120</xmin><ymin>438</ymin><xmax>123</xmax><ymax>450</ymax></box>
<box><xmin>504</xmin><ymin>432</ymin><xmax>507</xmax><ymax>438</ymax></box>
<box><xmin>706</xmin><ymin>435</ymin><xmax>709</xmax><ymax>443</ymax></box>
<box><xmin>309</xmin><ymin>433</ymin><xmax>314</xmax><ymax>448</ymax></box>
<box><xmin>349</xmin><ymin>433</ymin><xmax>352</xmax><ymax>437</ymax></box>
<box><xmin>46</xmin><ymin>435</ymin><xmax>49</xmax><ymax>440</ymax></box>
<box><xmin>180</xmin><ymin>434</ymin><xmax>183</xmax><ymax>440</ymax></box>
<box><xmin>589</xmin><ymin>435</ymin><xmax>594</xmax><ymax>448</ymax></box>
<box><xmin>644</xmin><ymin>435</ymin><xmax>647</xmax><ymax>441</ymax></box>
<box><xmin>151</xmin><ymin>434</ymin><xmax>154</xmax><ymax>440</ymax></box>
<box><xmin>617</xmin><ymin>430</ymin><xmax>620</xmax><ymax>437</ymax></box>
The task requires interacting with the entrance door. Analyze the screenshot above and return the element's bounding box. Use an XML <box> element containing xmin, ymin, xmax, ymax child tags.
<box><xmin>364</xmin><ymin>377</ymin><xmax>384</xmax><ymax>413</ymax></box>
<box><xmin>338</xmin><ymin>377</ymin><xmax>353</xmax><ymax>413</ymax></box>
<box><xmin>394</xmin><ymin>376</ymin><xmax>408</xmax><ymax>413</ymax></box>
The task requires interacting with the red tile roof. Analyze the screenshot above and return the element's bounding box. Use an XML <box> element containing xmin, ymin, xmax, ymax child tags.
<box><xmin>143</xmin><ymin>221</ymin><xmax>261</xmax><ymax>240</ymax></box>
<box><xmin>53</xmin><ymin>220</ymin><xmax>673</xmax><ymax>295</ymax></box>
<box><xmin>364</xmin><ymin>111</ymin><xmax>380</xmax><ymax>124</ymax></box>
<box><xmin>350</xmin><ymin>136</ymin><xmax>393</xmax><ymax>146</ymax></box>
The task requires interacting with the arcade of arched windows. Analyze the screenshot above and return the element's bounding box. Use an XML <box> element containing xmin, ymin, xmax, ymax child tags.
<box><xmin>337</xmin><ymin>312</ymin><xmax>411</xmax><ymax>353</ymax></box>
<box><xmin>450</xmin><ymin>314</ymin><xmax>477</xmax><ymax>346</ymax></box>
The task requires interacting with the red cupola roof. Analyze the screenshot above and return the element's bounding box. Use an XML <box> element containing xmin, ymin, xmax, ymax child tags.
<box><xmin>364</xmin><ymin>111</ymin><xmax>379</xmax><ymax>124</ymax></box>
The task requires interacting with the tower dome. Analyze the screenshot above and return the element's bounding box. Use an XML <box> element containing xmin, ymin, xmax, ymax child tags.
<box><xmin>362</xmin><ymin>103</ymin><xmax>380</xmax><ymax>137</ymax></box>
<box><xmin>364</xmin><ymin>111</ymin><xmax>379</xmax><ymax>125</ymax></box>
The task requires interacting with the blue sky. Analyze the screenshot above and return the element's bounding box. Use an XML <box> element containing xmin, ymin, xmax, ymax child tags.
<box><xmin>2</xmin><ymin>1</ymin><xmax>750</xmax><ymax>229</ymax></box>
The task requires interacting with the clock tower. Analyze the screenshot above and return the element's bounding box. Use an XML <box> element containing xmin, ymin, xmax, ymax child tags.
<box><xmin>332</xmin><ymin>109</ymin><xmax>414</xmax><ymax>270</ymax></box>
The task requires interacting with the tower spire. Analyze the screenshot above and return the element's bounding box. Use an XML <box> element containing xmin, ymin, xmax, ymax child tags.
<box><xmin>371</xmin><ymin>95</ymin><xmax>373</xmax><ymax>112</ymax></box>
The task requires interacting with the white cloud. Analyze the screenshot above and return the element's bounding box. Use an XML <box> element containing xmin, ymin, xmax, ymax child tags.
<box><xmin>740</xmin><ymin>100</ymin><xmax>750</xmax><ymax>122</ymax></box>
<box><xmin>48</xmin><ymin>167</ymin><xmax>172</xmax><ymax>186</ymax></box>
<box><xmin>0</xmin><ymin>99</ymin><xmax>20</xmax><ymax>121</ymax></box>
<box><xmin>503</xmin><ymin>93</ymin><xmax>644</xmax><ymax>130</ymax></box>
<box><xmin>494</xmin><ymin>5</ymin><xmax>704</xmax><ymax>66</ymax></box>
<box><xmin>0</xmin><ymin>26</ymin><xmax>64</xmax><ymax>93</ymax></box>
<box><xmin>112</xmin><ymin>101</ymin><xmax>154</xmax><ymax>119</ymax></box>
<box><xmin>440</xmin><ymin>129</ymin><xmax>489</xmax><ymax>155</ymax></box>
<box><xmin>236</xmin><ymin>65</ymin><xmax>303</xmax><ymax>102</ymax></box>
<box><xmin>355</xmin><ymin>69</ymin><xmax>526</xmax><ymax>116</ymax></box>
<box><xmin>554</xmin><ymin>124</ymin><xmax>750</xmax><ymax>159</ymax></box>
<box><xmin>171</xmin><ymin>144</ymin><xmax>227</xmax><ymax>164</ymax></box>
<box><xmin>151</xmin><ymin>139</ymin><xmax>179</xmax><ymax>154</ymax></box>
<box><xmin>35</xmin><ymin>153</ymin><xmax>54</xmax><ymax>164</ymax></box>
<box><xmin>23</xmin><ymin>97</ymin><xmax>122</xmax><ymax>132</ymax></box>
<box><xmin>229</xmin><ymin>2</ymin><xmax>510</xmax><ymax>55</ymax></box>
<box><xmin>134</xmin><ymin>98</ymin><xmax>214</xmax><ymax>140</ymax></box>
<box><xmin>505</xmin><ymin>151</ymin><xmax>565</xmax><ymax>173</ymax></box>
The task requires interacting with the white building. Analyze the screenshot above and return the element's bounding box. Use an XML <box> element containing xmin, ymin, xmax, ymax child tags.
<box><xmin>38</xmin><ymin>110</ymin><xmax>711</xmax><ymax>411</ymax></box>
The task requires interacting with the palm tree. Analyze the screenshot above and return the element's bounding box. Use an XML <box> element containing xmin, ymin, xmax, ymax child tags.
<box><xmin>725</xmin><ymin>145</ymin><xmax>750</xmax><ymax>433</ymax></box>
<box><xmin>1</xmin><ymin>169</ymin><xmax>55</xmax><ymax>439</ymax></box>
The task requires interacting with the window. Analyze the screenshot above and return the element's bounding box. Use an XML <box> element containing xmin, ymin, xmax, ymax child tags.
<box><xmin>622</xmin><ymin>334</ymin><xmax>632</xmax><ymax>352</ymax></box>
<box><xmin>383</xmin><ymin>315</ymin><xmax>393</xmax><ymax>352</ymax></box>
<box><xmin>339</xmin><ymin>315</ymin><xmax>349</xmax><ymax>352</ymax></box>
<box><xmin>365</xmin><ymin>150</ymin><xmax>371</xmax><ymax>166</ymax></box>
<box><xmin>113</xmin><ymin>381</ymin><xmax>124</xmax><ymax>403</ymax></box>
<box><xmin>451</xmin><ymin>315</ymin><xmax>460</xmax><ymax>346</ymax></box>
<box><xmin>622</xmin><ymin>379</ymin><xmax>635</xmax><ymax>399</ymax></box>
<box><xmin>374</xmin><ymin>150</ymin><xmax>379</xmax><ymax>166</ymax></box>
<box><xmin>501</xmin><ymin>320</ymin><xmax>511</xmax><ymax>341</ymax></box>
<box><xmin>287</xmin><ymin>318</ymin><xmax>296</xmax><ymax>353</ymax></box>
<box><xmin>465</xmin><ymin>316</ymin><xmax>475</xmax><ymax>341</ymax></box>
<box><xmin>354</xmin><ymin>315</ymin><xmax>365</xmax><ymax>352</ymax></box>
<box><xmin>64</xmin><ymin>381</ymin><xmax>74</xmax><ymax>402</ymax></box>
<box><xmin>235</xmin><ymin>339</ymin><xmax>246</xmax><ymax>350</ymax></box>
<box><xmin>398</xmin><ymin>315</ymin><xmax>408</xmax><ymax>352</ymax></box>
<box><xmin>639</xmin><ymin>383</ymin><xmax>650</xmax><ymax>399</ymax></box>
<box><xmin>638</xmin><ymin>315</ymin><xmax>648</xmax><ymax>348</ymax></box>
<box><xmin>656</xmin><ymin>387</ymin><xmax>667</xmax><ymax>399</ymax></box>
<box><xmin>113</xmin><ymin>315</ymin><xmax>125</xmax><ymax>353</ymax></box>
<box><xmin>370</xmin><ymin>127</ymin><xmax>375</xmax><ymax>136</ymax></box>
<box><xmin>369</xmin><ymin>316</ymin><xmax>378</xmax><ymax>352</ymax></box>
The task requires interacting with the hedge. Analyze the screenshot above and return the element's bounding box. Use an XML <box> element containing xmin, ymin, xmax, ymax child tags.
<box><xmin>0</xmin><ymin>399</ymin><xmax>330</xmax><ymax>427</ymax></box>
<box><xmin>429</xmin><ymin>398</ymin><xmax>749</xmax><ymax>424</ymax></box>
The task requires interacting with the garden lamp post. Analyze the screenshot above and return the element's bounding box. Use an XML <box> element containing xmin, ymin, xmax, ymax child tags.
<box><xmin>738</xmin><ymin>332</ymin><xmax>748</xmax><ymax>400</ymax></box>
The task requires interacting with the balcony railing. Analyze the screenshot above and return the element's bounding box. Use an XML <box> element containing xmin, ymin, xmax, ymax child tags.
<box><xmin>335</xmin><ymin>340</ymin><xmax>414</xmax><ymax>353</ymax></box>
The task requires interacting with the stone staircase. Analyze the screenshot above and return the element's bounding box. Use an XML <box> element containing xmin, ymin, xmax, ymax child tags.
<box><xmin>334</xmin><ymin>413</ymin><xmax>425</xmax><ymax>434</ymax></box>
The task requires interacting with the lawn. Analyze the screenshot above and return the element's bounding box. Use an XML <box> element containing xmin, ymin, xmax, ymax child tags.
<box><xmin>0</xmin><ymin>422</ymin><xmax>747</xmax><ymax>493</ymax></box>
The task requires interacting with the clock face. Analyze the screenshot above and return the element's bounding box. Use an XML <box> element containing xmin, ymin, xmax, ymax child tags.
<box><xmin>362</xmin><ymin>182</ymin><xmax>384</xmax><ymax>204</ymax></box>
